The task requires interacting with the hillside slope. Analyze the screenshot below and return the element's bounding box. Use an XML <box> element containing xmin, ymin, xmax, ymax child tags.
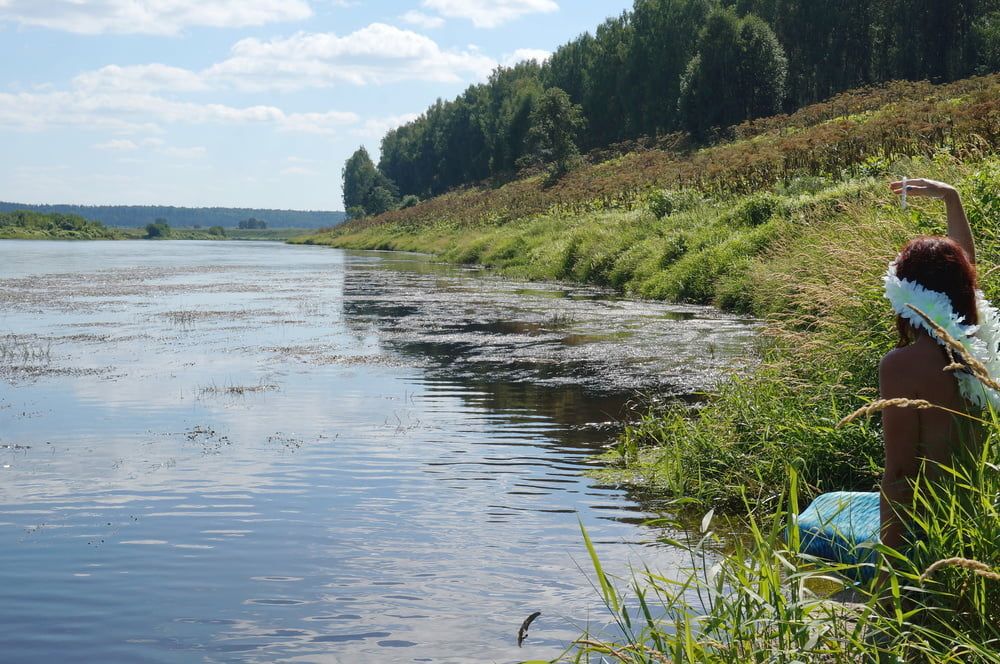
<box><xmin>302</xmin><ymin>75</ymin><xmax>1000</xmax><ymax>314</ymax></box>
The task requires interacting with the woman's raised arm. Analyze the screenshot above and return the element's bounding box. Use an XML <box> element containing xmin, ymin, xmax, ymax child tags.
<box><xmin>890</xmin><ymin>179</ymin><xmax>975</xmax><ymax>264</ymax></box>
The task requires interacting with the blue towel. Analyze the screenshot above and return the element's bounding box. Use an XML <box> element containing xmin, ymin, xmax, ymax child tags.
<box><xmin>795</xmin><ymin>492</ymin><xmax>880</xmax><ymax>577</ymax></box>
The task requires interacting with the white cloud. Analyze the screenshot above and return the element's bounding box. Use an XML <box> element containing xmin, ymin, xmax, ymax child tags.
<box><xmin>0</xmin><ymin>88</ymin><xmax>358</xmax><ymax>135</ymax></box>
<box><xmin>503</xmin><ymin>48</ymin><xmax>551</xmax><ymax>66</ymax></box>
<box><xmin>204</xmin><ymin>24</ymin><xmax>496</xmax><ymax>91</ymax></box>
<box><xmin>27</xmin><ymin>25</ymin><xmax>497</xmax><ymax>102</ymax></box>
<box><xmin>421</xmin><ymin>0</ymin><xmax>558</xmax><ymax>28</ymax></box>
<box><xmin>74</xmin><ymin>64</ymin><xmax>208</xmax><ymax>93</ymax></box>
<box><xmin>280</xmin><ymin>110</ymin><xmax>360</xmax><ymax>134</ymax></box>
<box><xmin>0</xmin><ymin>0</ymin><xmax>312</xmax><ymax>35</ymax></box>
<box><xmin>281</xmin><ymin>165</ymin><xmax>319</xmax><ymax>176</ymax></box>
<box><xmin>355</xmin><ymin>113</ymin><xmax>420</xmax><ymax>139</ymax></box>
<box><xmin>94</xmin><ymin>138</ymin><xmax>139</xmax><ymax>151</ymax></box>
<box><xmin>93</xmin><ymin>136</ymin><xmax>212</xmax><ymax>161</ymax></box>
<box><xmin>160</xmin><ymin>145</ymin><xmax>207</xmax><ymax>159</ymax></box>
<box><xmin>400</xmin><ymin>10</ymin><xmax>445</xmax><ymax>29</ymax></box>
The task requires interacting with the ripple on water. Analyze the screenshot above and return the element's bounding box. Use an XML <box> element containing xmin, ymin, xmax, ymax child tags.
<box><xmin>0</xmin><ymin>241</ymin><xmax>753</xmax><ymax>662</ymax></box>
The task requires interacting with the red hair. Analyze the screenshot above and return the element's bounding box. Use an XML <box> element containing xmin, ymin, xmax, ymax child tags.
<box><xmin>894</xmin><ymin>236</ymin><xmax>978</xmax><ymax>347</ymax></box>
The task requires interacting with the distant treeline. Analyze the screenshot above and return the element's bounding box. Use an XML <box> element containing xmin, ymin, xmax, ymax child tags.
<box><xmin>370</xmin><ymin>0</ymin><xmax>1000</xmax><ymax>201</ymax></box>
<box><xmin>0</xmin><ymin>202</ymin><xmax>346</xmax><ymax>229</ymax></box>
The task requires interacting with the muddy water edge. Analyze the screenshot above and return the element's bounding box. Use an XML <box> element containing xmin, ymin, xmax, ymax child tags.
<box><xmin>0</xmin><ymin>240</ymin><xmax>755</xmax><ymax>663</ymax></box>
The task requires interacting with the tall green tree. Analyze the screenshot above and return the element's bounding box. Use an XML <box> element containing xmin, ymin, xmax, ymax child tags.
<box><xmin>527</xmin><ymin>87</ymin><xmax>587</xmax><ymax>176</ymax></box>
<box><xmin>627</xmin><ymin>0</ymin><xmax>713</xmax><ymax>135</ymax></box>
<box><xmin>342</xmin><ymin>146</ymin><xmax>400</xmax><ymax>218</ymax></box>
<box><xmin>737</xmin><ymin>14</ymin><xmax>788</xmax><ymax>119</ymax></box>
<box><xmin>679</xmin><ymin>8</ymin><xmax>786</xmax><ymax>135</ymax></box>
<box><xmin>975</xmin><ymin>9</ymin><xmax>1000</xmax><ymax>72</ymax></box>
<box><xmin>365</xmin><ymin>0</ymin><xmax>1000</xmax><ymax>201</ymax></box>
<box><xmin>342</xmin><ymin>147</ymin><xmax>379</xmax><ymax>214</ymax></box>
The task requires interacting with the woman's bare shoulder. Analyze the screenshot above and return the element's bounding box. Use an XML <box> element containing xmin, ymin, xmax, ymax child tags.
<box><xmin>880</xmin><ymin>342</ymin><xmax>951</xmax><ymax>394</ymax></box>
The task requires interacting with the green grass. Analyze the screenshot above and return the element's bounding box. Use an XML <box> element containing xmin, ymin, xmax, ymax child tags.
<box><xmin>593</xmin><ymin>158</ymin><xmax>1000</xmax><ymax>510</ymax></box>
<box><xmin>559</xmin><ymin>157</ymin><xmax>1000</xmax><ymax>659</ymax></box>
<box><xmin>566</xmin><ymin>444</ymin><xmax>1000</xmax><ymax>663</ymax></box>
<box><xmin>118</xmin><ymin>227</ymin><xmax>311</xmax><ymax>241</ymax></box>
<box><xmin>0</xmin><ymin>210</ymin><xmax>123</xmax><ymax>239</ymax></box>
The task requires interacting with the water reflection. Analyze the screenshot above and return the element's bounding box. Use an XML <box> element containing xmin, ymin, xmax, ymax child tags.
<box><xmin>0</xmin><ymin>241</ymin><xmax>753</xmax><ymax>663</ymax></box>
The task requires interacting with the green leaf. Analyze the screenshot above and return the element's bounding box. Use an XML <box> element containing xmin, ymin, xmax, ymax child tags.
<box><xmin>579</xmin><ymin>518</ymin><xmax>620</xmax><ymax>613</ymax></box>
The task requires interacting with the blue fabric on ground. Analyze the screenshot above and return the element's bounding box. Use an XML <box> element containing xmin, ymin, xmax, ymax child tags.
<box><xmin>796</xmin><ymin>492</ymin><xmax>880</xmax><ymax>577</ymax></box>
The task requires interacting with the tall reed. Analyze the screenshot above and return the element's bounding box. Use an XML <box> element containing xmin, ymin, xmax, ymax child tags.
<box><xmin>564</xmin><ymin>442</ymin><xmax>1000</xmax><ymax>663</ymax></box>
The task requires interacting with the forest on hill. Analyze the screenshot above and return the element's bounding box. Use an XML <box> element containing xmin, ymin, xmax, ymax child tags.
<box><xmin>342</xmin><ymin>0</ymin><xmax>1000</xmax><ymax>218</ymax></box>
<box><xmin>0</xmin><ymin>202</ymin><xmax>345</xmax><ymax>229</ymax></box>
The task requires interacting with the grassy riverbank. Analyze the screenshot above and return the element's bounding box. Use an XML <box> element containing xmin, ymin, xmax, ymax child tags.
<box><xmin>302</xmin><ymin>75</ymin><xmax>1000</xmax><ymax>511</ymax></box>
<box><xmin>0</xmin><ymin>210</ymin><xmax>123</xmax><ymax>239</ymax></box>
<box><xmin>118</xmin><ymin>227</ymin><xmax>310</xmax><ymax>241</ymax></box>
<box><xmin>0</xmin><ymin>210</ymin><xmax>309</xmax><ymax>241</ymax></box>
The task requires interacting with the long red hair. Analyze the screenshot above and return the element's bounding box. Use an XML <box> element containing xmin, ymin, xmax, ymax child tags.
<box><xmin>894</xmin><ymin>236</ymin><xmax>978</xmax><ymax>347</ymax></box>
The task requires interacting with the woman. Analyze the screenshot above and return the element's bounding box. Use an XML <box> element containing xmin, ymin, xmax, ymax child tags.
<box><xmin>879</xmin><ymin>177</ymin><xmax>994</xmax><ymax>548</ymax></box>
<box><xmin>798</xmin><ymin>185</ymin><xmax>996</xmax><ymax>572</ymax></box>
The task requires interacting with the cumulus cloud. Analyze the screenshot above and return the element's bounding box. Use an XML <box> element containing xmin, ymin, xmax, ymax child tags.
<box><xmin>0</xmin><ymin>21</ymin><xmax>499</xmax><ymax>150</ymax></box>
<box><xmin>0</xmin><ymin>0</ymin><xmax>312</xmax><ymax>35</ymax></box>
<box><xmin>204</xmin><ymin>24</ymin><xmax>497</xmax><ymax>91</ymax></box>
<box><xmin>94</xmin><ymin>138</ymin><xmax>139</xmax><ymax>151</ymax></box>
<box><xmin>503</xmin><ymin>48</ymin><xmax>551</xmax><ymax>66</ymax></box>
<box><xmin>400</xmin><ymin>10</ymin><xmax>445</xmax><ymax>29</ymax></box>
<box><xmin>280</xmin><ymin>110</ymin><xmax>361</xmax><ymax>134</ymax></box>
<box><xmin>421</xmin><ymin>0</ymin><xmax>558</xmax><ymax>28</ymax></box>
<box><xmin>160</xmin><ymin>145</ymin><xmax>207</xmax><ymax>159</ymax></box>
<box><xmin>59</xmin><ymin>25</ymin><xmax>498</xmax><ymax>96</ymax></box>
<box><xmin>74</xmin><ymin>64</ymin><xmax>208</xmax><ymax>93</ymax></box>
<box><xmin>281</xmin><ymin>165</ymin><xmax>319</xmax><ymax>176</ymax></box>
<box><xmin>354</xmin><ymin>113</ymin><xmax>421</xmax><ymax>139</ymax></box>
<box><xmin>0</xmin><ymin>88</ymin><xmax>358</xmax><ymax>135</ymax></box>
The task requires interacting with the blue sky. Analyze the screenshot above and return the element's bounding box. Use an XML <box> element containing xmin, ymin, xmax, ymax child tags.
<box><xmin>0</xmin><ymin>1</ymin><xmax>632</xmax><ymax>210</ymax></box>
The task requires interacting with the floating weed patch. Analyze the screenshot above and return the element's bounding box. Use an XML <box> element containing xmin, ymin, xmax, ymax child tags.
<box><xmin>199</xmin><ymin>380</ymin><xmax>279</xmax><ymax>397</ymax></box>
<box><xmin>0</xmin><ymin>336</ymin><xmax>53</xmax><ymax>366</ymax></box>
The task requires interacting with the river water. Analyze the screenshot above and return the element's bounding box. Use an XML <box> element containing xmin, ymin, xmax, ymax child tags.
<box><xmin>0</xmin><ymin>240</ymin><xmax>754</xmax><ymax>663</ymax></box>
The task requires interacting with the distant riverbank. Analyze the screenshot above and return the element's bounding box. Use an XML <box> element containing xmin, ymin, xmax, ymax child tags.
<box><xmin>0</xmin><ymin>210</ymin><xmax>308</xmax><ymax>241</ymax></box>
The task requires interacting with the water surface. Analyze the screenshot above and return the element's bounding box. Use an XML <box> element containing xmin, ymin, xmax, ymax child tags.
<box><xmin>0</xmin><ymin>240</ymin><xmax>754</xmax><ymax>663</ymax></box>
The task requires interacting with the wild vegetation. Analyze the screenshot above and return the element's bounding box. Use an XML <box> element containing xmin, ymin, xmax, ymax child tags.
<box><xmin>118</xmin><ymin>227</ymin><xmax>309</xmax><ymax>241</ymax></box>
<box><xmin>0</xmin><ymin>209</ymin><xmax>307</xmax><ymax>241</ymax></box>
<box><xmin>566</xmin><ymin>449</ymin><xmax>1000</xmax><ymax>662</ymax></box>
<box><xmin>0</xmin><ymin>202</ymin><xmax>344</xmax><ymax>229</ymax></box>
<box><xmin>0</xmin><ymin>210</ymin><xmax>122</xmax><ymax>239</ymax></box>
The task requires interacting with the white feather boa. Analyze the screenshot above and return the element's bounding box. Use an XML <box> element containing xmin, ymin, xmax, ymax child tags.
<box><xmin>884</xmin><ymin>261</ymin><xmax>1000</xmax><ymax>411</ymax></box>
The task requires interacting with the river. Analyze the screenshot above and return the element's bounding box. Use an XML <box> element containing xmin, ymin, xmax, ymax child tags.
<box><xmin>0</xmin><ymin>240</ymin><xmax>754</xmax><ymax>663</ymax></box>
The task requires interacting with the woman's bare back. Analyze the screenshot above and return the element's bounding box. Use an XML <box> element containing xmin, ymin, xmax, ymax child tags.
<box><xmin>883</xmin><ymin>333</ymin><xmax>974</xmax><ymax>464</ymax></box>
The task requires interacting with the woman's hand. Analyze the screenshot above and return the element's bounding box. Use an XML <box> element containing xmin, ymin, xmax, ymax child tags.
<box><xmin>889</xmin><ymin>178</ymin><xmax>957</xmax><ymax>200</ymax></box>
<box><xmin>889</xmin><ymin>177</ymin><xmax>974</xmax><ymax>263</ymax></box>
